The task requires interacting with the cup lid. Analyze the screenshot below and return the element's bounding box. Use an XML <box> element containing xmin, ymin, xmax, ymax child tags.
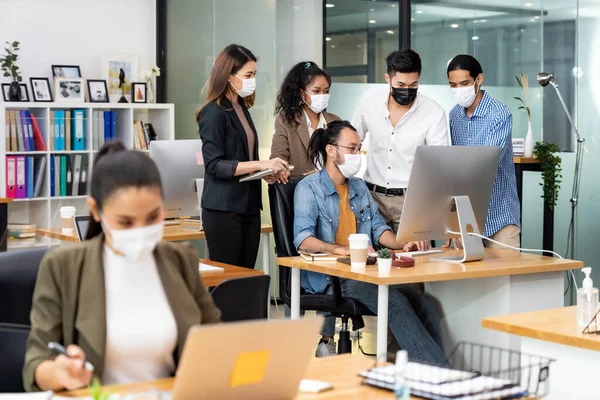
<box><xmin>348</xmin><ymin>233</ymin><xmax>369</xmax><ymax>241</ymax></box>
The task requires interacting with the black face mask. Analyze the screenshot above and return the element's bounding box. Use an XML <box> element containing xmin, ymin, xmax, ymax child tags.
<box><xmin>390</xmin><ymin>87</ymin><xmax>418</xmax><ymax>106</ymax></box>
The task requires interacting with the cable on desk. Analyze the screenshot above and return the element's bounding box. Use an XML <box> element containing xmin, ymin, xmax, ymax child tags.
<box><xmin>446</xmin><ymin>230</ymin><xmax>579</xmax><ymax>292</ymax></box>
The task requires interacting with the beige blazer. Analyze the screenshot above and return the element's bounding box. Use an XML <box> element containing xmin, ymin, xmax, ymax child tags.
<box><xmin>270</xmin><ymin>111</ymin><xmax>340</xmax><ymax>175</ymax></box>
<box><xmin>23</xmin><ymin>234</ymin><xmax>221</xmax><ymax>391</ymax></box>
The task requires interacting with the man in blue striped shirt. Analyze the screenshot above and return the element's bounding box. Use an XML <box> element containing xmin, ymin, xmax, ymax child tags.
<box><xmin>447</xmin><ymin>55</ymin><xmax>521</xmax><ymax>248</ymax></box>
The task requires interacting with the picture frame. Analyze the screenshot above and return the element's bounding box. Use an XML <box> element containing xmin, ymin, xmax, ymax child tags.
<box><xmin>87</xmin><ymin>79</ymin><xmax>109</xmax><ymax>103</ymax></box>
<box><xmin>30</xmin><ymin>77</ymin><xmax>53</xmax><ymax>102</ymax></box>
<box><xmin>101</xmin><ymin>54</ymin><xmax>139</xmax><ymax>103</ymax></box>
<box><xmin>54</xmin><ymin>77</ymin><xmax>86</xmax><ymax>102</ymax></box>
<box><xmin>131</xmin><ymin>82</ymin><xmax>147</xmax><ymax>103</ymax></box>
<box><xmin>51</xmin><ymin>65</ymin><xmax>82</xmax><ymax>78</ymax></box>
<box><xmin>2</xmin><ymin>83</ymin><xmax>29</xmax><ymax>102</ymax></box>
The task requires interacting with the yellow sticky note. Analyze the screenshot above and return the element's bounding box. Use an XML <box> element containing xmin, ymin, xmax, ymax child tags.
<box><xmin>230</xmin><ymin>350</ymin><xmax>270</xmax><ymax>388</ymax></box>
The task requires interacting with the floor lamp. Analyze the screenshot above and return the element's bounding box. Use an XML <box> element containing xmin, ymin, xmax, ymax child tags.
<box><xmin>537</xmin><ymin>72</ymin><xmax>584</xmax><ymax>301</ymax></box>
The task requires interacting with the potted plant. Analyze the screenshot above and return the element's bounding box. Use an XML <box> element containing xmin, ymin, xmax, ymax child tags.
<box><xmin>515</xmin><ymin>73</ymin><xmax>533</xmax><ymax>157</ymax></box>
<box><xmin>0</xmin><ymin>41</ymin><xmax>23</xmax><ymax>101</ymax></box>
<box><xmin>377</xmin><ymin>248</ymin><xmax>393</xmax><ymax>273</ymax></box>
<box><xmin>533</xmin><ymin>141</ymin><xmax>562</xmax><ymax>210</ymax></box>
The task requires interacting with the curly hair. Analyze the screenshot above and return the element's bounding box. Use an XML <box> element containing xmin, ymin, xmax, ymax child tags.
<box><xmin>275</xmin><ymin>61</ymin><xmax>332</xmax><ymax>125</ymax></box>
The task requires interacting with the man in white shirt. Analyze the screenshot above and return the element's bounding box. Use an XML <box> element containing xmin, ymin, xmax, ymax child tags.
<box><xmin>352</xmin><ymin>50</ymin><xmax>448</xmax><ymax>232</ymax></box>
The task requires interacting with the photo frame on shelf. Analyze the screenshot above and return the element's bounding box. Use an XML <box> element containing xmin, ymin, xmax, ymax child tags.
<box><xmin>101</xmin><ymin>54</ymin><xmax>139</xmax><ymax>103</ymax></box>
<box><xmin>30</xmin><ymin>77</ymin><xmax>53</xmax><ymax>102</ymax></box>
<box><xmin>2</xmin><ymin>84</ymin><xmax>29</xmax><ymax>102</ymax></box>
<box><xmin>51</xmin><ymin>65</ymin><xmax>82</xmax><ymax>78</ymax></box>
<box><xmin>54</xmin><ymin>77</ymin><xmax>86</xmax><ymax>102</ymax></box>
<box><xmin>87</xmin><ymin>79</ymin><xmax>109</xmax><ymax>103</ymax></box>
<box><xmin>131</xmin><ymin>82</ymin><xmax>147</xmax><ymax>103</ymax></box>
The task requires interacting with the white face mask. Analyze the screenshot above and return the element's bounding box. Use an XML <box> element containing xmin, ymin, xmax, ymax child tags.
<box><xmin>303</xmin><ymin>91</ymin><xmax>330</xmax><ymax>114</ymax></box>
<box><xmin>334</xmin><ymin>147</ymin><xmax>362</xmax><ymax>178</ymax></box>
<box><xmin>102</xmin><ymin>217</ymin><xmax>163</xmax><ymax>261</ymax></box>
<box><xmin>451</xmin><ymin>79</ymin><xmax>480</xmax><ymax>108</ymax></box>
<box><xmin>231</xmin><ymin>74</ymin><xmax>256</xmax><ymax>98</ymax></box>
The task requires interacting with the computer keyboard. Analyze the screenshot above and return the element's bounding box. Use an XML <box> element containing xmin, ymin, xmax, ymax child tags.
<box><xmin>403</xmin><ymin>249</ymin><xmax>444</xmax><ymax>258</ymax></box>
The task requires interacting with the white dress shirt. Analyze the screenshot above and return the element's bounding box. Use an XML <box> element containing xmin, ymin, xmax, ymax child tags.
<box><xmin>304</xmin><ymin>110</ymin><xmax>327</xmax><ymax>137</ymax></box>
<box><xmin>351</xmin><ymin>87</ymin><xmax>448</xmax><ymax>188</ymax></box>
<box><xmin>102</xmin><ymin>246</ymin><xmax>178</xmax><ymax>385</ymax></box>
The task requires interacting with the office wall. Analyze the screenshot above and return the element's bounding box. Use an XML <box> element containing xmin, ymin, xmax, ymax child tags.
<box><xmin>0</xmin><ymin>0</ymin><xmax>156</xmax><ymax>81</ymax></box>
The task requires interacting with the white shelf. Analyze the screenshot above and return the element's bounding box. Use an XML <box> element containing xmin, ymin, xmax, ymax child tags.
<box><xmin>1</xmin><ymin>102</ymin><xmax>175</xmax><ymax>241</ymax></box>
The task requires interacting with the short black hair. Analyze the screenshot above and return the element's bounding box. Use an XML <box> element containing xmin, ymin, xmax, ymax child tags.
<box><xmin>447</xmin><ymin>54</ymin><xmax>483</xmax><ymax>80</ymax></box>
<box><xmin>386</xmin><ymin>50</ymin><xmax>422</xmax><ymax>76</ymax></box>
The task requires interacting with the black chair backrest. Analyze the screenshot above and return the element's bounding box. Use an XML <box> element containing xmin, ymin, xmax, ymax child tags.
<box><xmin>0</xmin><ymin>323</ymin><xmax>30</xmax><ymax>392</ymax></box>
<box><xmin>211</xmin><ymin>275</ymin><xmax>271</xmax><ymax>322</ymax></box>
<box><xmin>0</xmin><ymin>248</ymin><xmax>48</xmax><ymax>325</ymax></box>
<box><xmin>268</xmin><ymin>176</ymin><xmax>304</xmax><ymax>305</ymax></box>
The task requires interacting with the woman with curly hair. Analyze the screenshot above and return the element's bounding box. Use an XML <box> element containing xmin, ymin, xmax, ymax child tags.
<box><xmin>270</xmin><ymin>61</ymin><xmax>340</xmax><ymax>182</ymax></box>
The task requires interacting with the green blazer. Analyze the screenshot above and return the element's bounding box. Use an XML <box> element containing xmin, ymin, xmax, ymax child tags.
<box><xmin>23</xmin><ymin>234</ymin><xmax>221</xmax><ymax>392</ymax></box>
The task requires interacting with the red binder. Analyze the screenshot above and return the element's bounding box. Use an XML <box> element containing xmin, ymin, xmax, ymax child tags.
<box><xmin>30</xmin><ymin>113</ymin><xmax>47</xmax><ymax>151</ymax></box>
<box><xmin>5</xmin><ymin>156</ymin><xmax>16</xmax><ymax>198</ymax></box>
<box><xmin>15</xmin><ymin>156</ymin><xmax>26</xmax><ymax>199</ymax></box>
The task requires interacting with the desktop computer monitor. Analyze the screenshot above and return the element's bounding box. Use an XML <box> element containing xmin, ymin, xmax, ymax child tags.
<box><xmin>149</xmin><ymin>140</ymin><xmax>204</xmax><ymax>220</ymax></box>
<box><xmin>396</xmin><ymin>146</ymin><xmax>501</xmax><ymax>262</ymax></box>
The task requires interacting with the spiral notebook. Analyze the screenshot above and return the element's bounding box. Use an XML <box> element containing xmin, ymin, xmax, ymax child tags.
<box><xmin>239</xmin><ymin>165</ymin><xmax>294</xmax><ymax>182</ymax></box>
<box><xmin>360</xmin><ymin>363</ymin><xmax>526</xmax><ymax>400</ymax></box>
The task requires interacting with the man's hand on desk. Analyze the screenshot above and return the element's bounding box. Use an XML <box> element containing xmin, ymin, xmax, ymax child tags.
<box><xmin>402</xmin><ymin>241</ymin><xmax>430</xmax><ymax>252</ymax></box>
<box><xmin>442</xmin><ymin>238</ymin><xmax>462</xmax><ymax>250</ymax></box>
<box><xmin>332</xmin><ymin>245</ymin><xmax>351</xmax><ymax>256</ymax></box>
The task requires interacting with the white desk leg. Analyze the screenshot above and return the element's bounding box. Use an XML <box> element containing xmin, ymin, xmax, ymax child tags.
<box><xmin>261</xmin><ymin>233</ymin><xmax>271</xmax><ymax>319</ymax></box>
<box><xmin>377</xmin><ymin>284</ymin><xmax>389</xmax><ymax>364</ymax></box>
<box><xmin>291</xmin><ymin>268</ymin><xmax>300</xmax><ymax>319</ymax></box>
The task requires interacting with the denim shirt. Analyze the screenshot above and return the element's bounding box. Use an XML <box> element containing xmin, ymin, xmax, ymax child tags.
<box><xmin>293</xmin><ymin>169</ymin><xmax>392</xmax><ymax>294</ymax></box>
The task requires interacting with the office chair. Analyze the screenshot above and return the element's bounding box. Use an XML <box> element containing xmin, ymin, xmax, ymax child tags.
<box><xmin>268</xmin><ymin>176</ymin><xmax>373</xmax><ymax>354</ymax></box>
<box><xmin>0</xmin><ymin>323</ymin><xmax>30</xmax><ymax>392</ymax></box>
<box><xmin>0</xmin><ymin>248</ymin><xmax>48</xmax><ymax>325</ymax></box>
<box><xmin>211</xmin><ymin>275</ymin><xmax>271</xmax><ymax>322</ymax></box>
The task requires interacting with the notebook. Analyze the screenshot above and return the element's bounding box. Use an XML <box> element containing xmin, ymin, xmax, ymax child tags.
<box><xmin>239</xmin><ymin>165</ymin><xmax>294</xmax><ymax>182</ymax></box>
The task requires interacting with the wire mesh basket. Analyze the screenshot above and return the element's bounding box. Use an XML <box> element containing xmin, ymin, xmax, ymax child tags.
<box><xmin>360</xmin><ymin>341</ymin><xmax>554</xmax><ymax>399</ymax></box>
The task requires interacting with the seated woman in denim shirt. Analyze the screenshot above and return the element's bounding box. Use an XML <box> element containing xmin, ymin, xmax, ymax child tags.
<box><xmin>293</xmin><ymin>120</ymin><xmax>449</xmax><ymax>366</ymax></box>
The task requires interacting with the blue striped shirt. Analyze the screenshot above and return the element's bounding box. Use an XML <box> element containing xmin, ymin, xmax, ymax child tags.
<box><xmin>449</xmin><ymin>91</ymin><xmax>521</xmax><ymax>237</ymax></box>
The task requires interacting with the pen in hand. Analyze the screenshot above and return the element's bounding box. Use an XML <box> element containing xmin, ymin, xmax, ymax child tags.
<box><xmin>48</xmin><ymin>342</ymin><xmax>95</xmax><ymax>372</ymax></box>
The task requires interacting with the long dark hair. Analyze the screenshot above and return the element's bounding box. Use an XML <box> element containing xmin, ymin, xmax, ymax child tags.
<box><xmin>196</xmin><ymin>44</ymin><xmax>258</xmax><ymax>121</ymax></box>
<box><xmin>84</xmin><ymin>141</ymin><xmax>163</xmax><ymax>240</ymax></box>
<box><xmin>307</xmin><ymin>120</ymin><xmax>356</xmax><ymax>168</ymax></box>
<box><xmin>275</xmin><ymin>61</ymin><xmax>332</xmax><ymax>125</ymax></box>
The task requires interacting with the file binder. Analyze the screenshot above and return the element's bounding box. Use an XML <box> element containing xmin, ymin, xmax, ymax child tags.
<box><xmin>60</xmin><ymin>156</ymin><xmax>67</xmax><ymax>197</ymax></box>
<box><xmin>16</xmin><ymin>156</ymin><xmax>26</xmax><ymax>198</ymax></box>
<box><xmin>50</xmin><ymin>155</ymin><xmax>55</xmax><ymax>197</ymax></box>
<box><xmin>6</xmin><ymin>156</ymin><xmax>16</xmax><ymax>198</ymax></box>
<box><xmin>33</xmin><ymin>156</ymin><xmax>46</xmax><ymax>198</ymax></box>
<box><xmin>26</xmin><ymin>156</ymin><xmax>34</xmax><ymax>198</ymax></box>
<box><xmin>73</xmin><ymin>109</ymin><xmax>85</xmax><ymax>150</ymax></box>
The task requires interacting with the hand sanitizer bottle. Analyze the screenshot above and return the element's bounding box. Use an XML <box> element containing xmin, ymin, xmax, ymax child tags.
<box><xmin>394</xmin><ymin>350</ymin><xmax>410</xmax><ymax>400</ymax></box>
<box><xmin>577</xmin><ymin>267</ymin><xmax>599</xmax><ymax>328</ymax></box>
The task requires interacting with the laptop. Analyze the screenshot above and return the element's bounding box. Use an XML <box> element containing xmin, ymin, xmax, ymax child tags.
<box><xmin>74</xmin><ymin>215</ymin><xmax>90</xmax><ymax>242</ymax></box>
<box><xmin>172</xmin><ymin>316</ymin><xmax>323</xmax><ymax>400</ymax></box>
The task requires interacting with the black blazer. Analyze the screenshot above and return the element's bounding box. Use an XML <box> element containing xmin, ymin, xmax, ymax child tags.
<box><xmin>199</xmin><ymin>97</ymin><xmax>261</xmax><ymax>213</ymax></box>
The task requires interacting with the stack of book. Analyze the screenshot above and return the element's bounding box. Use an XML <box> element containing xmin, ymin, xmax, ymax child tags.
<box><xmin>132</xmin><ymin>120</ymin><xmax>158</xmax><ymax>150</ymax></box>
<box><xmin>7</xmin><ymin>223</ymin><xmax>36</xmax><ymax>240</ymax></box>
<box><xmin>4</xmin><ymin>110</ymin><xmax>47</xmax><ymax>152</ymax></box>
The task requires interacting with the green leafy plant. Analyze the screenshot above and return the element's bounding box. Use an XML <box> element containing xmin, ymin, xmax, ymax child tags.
<box><xmin>0</xmin><ymin>41</ymin><xmax>22</xmax><ymax>82</ymax></box>
<box><xmin>533</xmin><ymin>141</ymin><xmax>562</xmax><ymax>210</ymax></box>
<box><xmin>89</xmin><ymin>377</ymin><xmax>111</xmax><ymax>400</ymax></box>
<box><xmin>378</xmin><ymin>248</ymin><xmax>392</xmax><ymax>259</ymax></box>
<box><xmin>514</xmin><ymin>73</ymin><xmax>530</xmax><ymax>121</ymax></box>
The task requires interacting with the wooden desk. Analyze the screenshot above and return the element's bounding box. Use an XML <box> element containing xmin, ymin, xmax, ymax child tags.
<box><xmin>200</xmin><ymin>258</ymin><xmax>264</xmax><ymax>288</ymax></box>
<box><xmin>279</xmin><ymin>249</ymin><xmax>581</xmax><ymax>362</ymax></box>
<box><xmin>483</xmin><ymin>307</ymin><xmax>597</xmax><ymax>399</ymax></box>
<box><xmin>0</xmin><ymin>198</ymin><xmax>11</xmax><ymax>252</ymax></box>
<box><xmin>514</xmin><ymin>157</ymin><xmax>554</xmax><ymax>252</ymax></box>
<box><xmin>60</xmin><ymin>354</ymin><xmax>394</xmax><ymax>399</ymax></box>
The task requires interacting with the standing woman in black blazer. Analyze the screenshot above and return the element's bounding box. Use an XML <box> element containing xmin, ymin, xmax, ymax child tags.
<box><xmin>197</xmin><ymin>44</ymin><xmax>287</xmax><ymax>269</ymax></box>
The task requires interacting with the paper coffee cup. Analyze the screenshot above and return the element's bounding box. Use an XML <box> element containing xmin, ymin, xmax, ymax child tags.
<box><xmin>348</xmin><ymin>233</ymin><xmax>369</xmax><ymax>269</ymax></box>
<box><xmin>60</xmin><ymin>206</ymin><xmax>76</xmax><ymax>234</ymax></box>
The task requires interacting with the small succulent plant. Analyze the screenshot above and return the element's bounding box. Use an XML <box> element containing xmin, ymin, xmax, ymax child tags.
<box><xmin>89</xmin><ymin>377</ymin><xmax>111</xmax><ymax>400</ymax></box>
<box><xmin>378</xmin><ymin>248</ymin><xmax>392</xmax><ymax>259</ymax></box>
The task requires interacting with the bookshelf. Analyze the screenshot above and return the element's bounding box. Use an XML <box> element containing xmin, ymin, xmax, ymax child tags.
<box><xmin>1</xmin><ymin>101</ymin><xmax>175</xmax><ymax>250</ymax></box>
